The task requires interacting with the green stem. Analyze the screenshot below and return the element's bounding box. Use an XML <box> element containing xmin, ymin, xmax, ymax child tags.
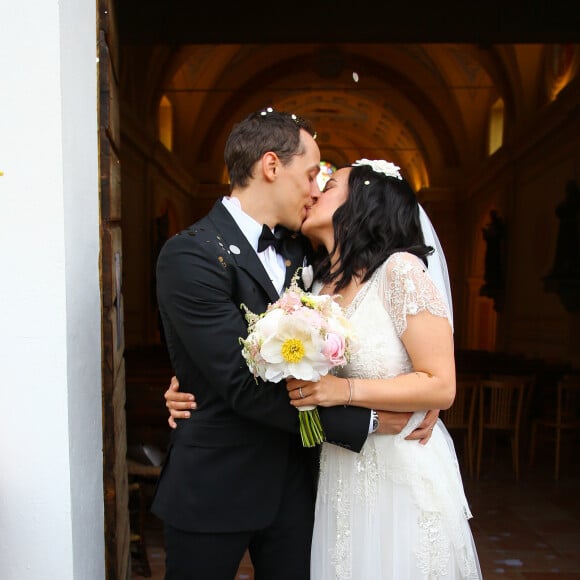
<box><xmin>298</xmin><ymin>408</ymin><xmax>325</xmax><ymax>447</ymax></box>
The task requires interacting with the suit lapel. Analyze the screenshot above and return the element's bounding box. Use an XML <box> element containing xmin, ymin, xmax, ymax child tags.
<box><xmin>207</xmin><ymin>201</ymin><xmax>280</xmax><ymax>303</ymax></box>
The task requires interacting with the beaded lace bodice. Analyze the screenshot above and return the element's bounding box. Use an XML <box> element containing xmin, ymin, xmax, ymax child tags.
<box><xmin>337</xmin><ymin>251</ymin><xmax>449</xmax><ymax>382</ymax></box>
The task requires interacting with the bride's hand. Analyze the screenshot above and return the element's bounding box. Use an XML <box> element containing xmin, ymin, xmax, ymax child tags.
<box><xmin>164</xmin><ymin>375</ymin><xmax>197</xmax><ymax>428</ymax></box>
<box><xmin>376</xmin><ymin>410</ymin><xmax>439</xmax><ymax>444</ymax></box>
<box><xmin>286</xmin><ymin>375</ymin><xmax>350</xmax><ymax>407</ymax></box>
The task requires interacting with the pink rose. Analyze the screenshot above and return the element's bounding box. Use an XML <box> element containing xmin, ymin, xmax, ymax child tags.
<box><xmin>322</xmin><ymin>333</ymin><xmax>346</xmax><ymax>366</ymax></box>
<box><xmin>277</xmin><ymin>290</ymin><xmax>303</xmax><ymax>312</ymax></box>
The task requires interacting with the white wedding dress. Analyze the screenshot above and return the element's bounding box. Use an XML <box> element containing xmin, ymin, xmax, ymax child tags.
<box><xmin>312</xmin><ymin>252</ymin><xmax>482</xmax><ymax>579</ymax></box>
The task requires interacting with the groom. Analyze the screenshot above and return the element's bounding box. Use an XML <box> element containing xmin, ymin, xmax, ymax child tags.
<box><xmin>152</xmin><ymin>109</ymin><xmax>375</xmax><ymax>579</ymax></box>
<box><xmin>153</xmin><ymin>109</ymin><xmax>437</xmax><ymax>579</ymax></box>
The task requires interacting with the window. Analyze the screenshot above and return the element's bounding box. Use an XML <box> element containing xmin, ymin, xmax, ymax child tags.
<box><xmin>317</xmin><ymin>160</ymin><xmax>336</xmax><ymax>189</ymax></box>
<box><xmin>159</xmin><ymin>95</ymin><xmax>173</xmax><ymax>151</ymax></box>
<box><xmin>487</xmin><ymin>98</ymin><xmax>504</xmax><ymax>156</ymax></box>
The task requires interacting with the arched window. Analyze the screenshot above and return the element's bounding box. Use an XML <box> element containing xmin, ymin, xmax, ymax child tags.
<box><xmin>548</xmin><ymin>44</ymin><xmax>578</xmax><ymax>101</ymax></box>
<box><xmin>487</xmin><ymin>98</ymin><xmax>504</xmax><ymax>156</ymax></box>
<box><xmin>159</xmin><ymin>95</ymin><xmax>173</xmax><ymax>151</ymax></box>
<box><xmin>317</xmin><ymin>160</ymin><xmax>336</xmax><ymax>189</ymax></box>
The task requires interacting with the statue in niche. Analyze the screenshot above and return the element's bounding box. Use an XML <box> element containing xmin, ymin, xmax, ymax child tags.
<box><xmin>550</xmin><ymin>180</ymin><xmax>580</xmax><ymax>277</ymax></box>
<box><xmin>480</xmin><ymin>209</ymin><xmax>505</xmax><ymax>311</ymax></box>
<box><xmin>544</xmin><ymin>179</ymin><xmax>580</xmax><ymax>311</ymax></box>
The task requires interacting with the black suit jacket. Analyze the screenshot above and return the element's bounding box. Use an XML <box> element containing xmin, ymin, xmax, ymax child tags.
<box><xmin>151</xmin><ymin>200</ymin><xmax>370</xmax><ymax>533</ymax></box>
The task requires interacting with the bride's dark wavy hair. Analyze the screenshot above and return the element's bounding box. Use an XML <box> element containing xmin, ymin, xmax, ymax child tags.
<box><xmin>315</xmin><ymin>164</ymin><xmax>433</xmax><ymax>292</ymax></box>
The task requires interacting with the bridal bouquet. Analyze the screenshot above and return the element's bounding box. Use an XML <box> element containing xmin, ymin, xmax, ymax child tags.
<box><xmin>240</xmin><ymin>273</ymin><xmax>357</xmax><ymax>447</ymax></box>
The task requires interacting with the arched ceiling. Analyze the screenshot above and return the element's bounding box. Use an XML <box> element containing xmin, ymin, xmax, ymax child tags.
<box><xmin>116</xmin><ymin>0</ymin><xmax>579</xmax><ymax>198</ymax></box>
<box><xmin>115</xmin><ymin>0</ymin><xmax>580</xmax><ymax>195</ymax></box>
<box><xmin>135</xmin><ymin>43</ymin><xmax>546</xmax><ymax>191</ymax></box>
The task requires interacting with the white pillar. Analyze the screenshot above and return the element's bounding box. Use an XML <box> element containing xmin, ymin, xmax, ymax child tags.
<box><xmin>0</xmin><ymin>0</ymin><xmax>105</xmax><ymax>578</ymax></box>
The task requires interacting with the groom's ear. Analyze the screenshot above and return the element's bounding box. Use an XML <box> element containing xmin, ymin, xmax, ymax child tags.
<box><xmin>262</xmin><ymin>152</ymin><xmax>279</xmax><ymax>182</ymax></box>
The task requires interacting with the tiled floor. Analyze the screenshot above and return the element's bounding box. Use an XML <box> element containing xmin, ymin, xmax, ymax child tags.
<box><xmin>131</xmin><ymin>438</ymin><xmax>580</xmax><ymax>579</ymax></box>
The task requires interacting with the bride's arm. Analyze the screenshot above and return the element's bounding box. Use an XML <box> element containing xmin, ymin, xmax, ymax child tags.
<box><xmin>287</xmin><ymin>309</ymin><xmax>455</xmax><ymax>412</ymax></box>
<box><xmin>288</xmin><ymin>253</ymin><xmax>456</xmax><ymax>412</ymax></box>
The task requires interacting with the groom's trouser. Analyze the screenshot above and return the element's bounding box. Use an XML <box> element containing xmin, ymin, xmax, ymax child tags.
<box><xmin>163</xmin><ymin>450</ymin><xmax>315</xmax><ymax>580</ymax></box>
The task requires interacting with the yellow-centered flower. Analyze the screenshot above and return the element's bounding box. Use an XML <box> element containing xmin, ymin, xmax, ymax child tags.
<box><xmin>281</xmin><ymin>338</ymin><xmax>305</xmax><ymax>363</ymax></box>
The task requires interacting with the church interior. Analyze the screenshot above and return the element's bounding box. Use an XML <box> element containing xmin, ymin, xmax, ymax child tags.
<box><xmin>104</xmin><ymin>1</ymin><xmax>580</xmax><ymax>577</ymax></box>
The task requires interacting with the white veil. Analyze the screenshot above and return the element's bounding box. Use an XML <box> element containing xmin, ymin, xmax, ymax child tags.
<box><xmin>418</xmin><ymin>205</ymin><xmax>454</xmax><ymax>331</ymax></box>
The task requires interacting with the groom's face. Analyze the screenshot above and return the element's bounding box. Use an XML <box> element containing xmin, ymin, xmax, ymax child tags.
<box><xmin>274</xmin><ymin>130</ymin><xmax>321</xmax><ymax>232</ymax></box>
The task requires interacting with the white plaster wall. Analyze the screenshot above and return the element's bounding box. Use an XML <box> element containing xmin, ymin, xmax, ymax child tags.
<box><xmin>0</xmin><ymin>0</ymin><xmax>104</xmax><ymax>578</ymax></box>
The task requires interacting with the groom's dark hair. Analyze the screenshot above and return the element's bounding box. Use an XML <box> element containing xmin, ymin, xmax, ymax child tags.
<box><xmin>317</xmin><ymin>164</ymin><xmax>433</xmax><ymax>292</ymax></box>
<box><xmin>224</xmin><ymin>109</ymin><xmax>316</xmax><ymax>191</ymax></box>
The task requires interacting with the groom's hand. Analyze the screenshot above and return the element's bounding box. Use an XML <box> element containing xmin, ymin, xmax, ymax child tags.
<box><xmin>375</xmin><ymin>408</ymin><xmax>439</xmax><ymax>445</ymax></box>
<box><xmin>164</xmin><ymin>376</ymin><xmax>196</xmax><ymax>428</ymax></box>
<box><xmin>406</xmin><ymin>408</ymin><xmax>440</xmax><ymax>445</ymax></box>
<box><xmin>375</xmin><ymin>411</ymin><xmax>413</xmax><ymax>435</ymax></box>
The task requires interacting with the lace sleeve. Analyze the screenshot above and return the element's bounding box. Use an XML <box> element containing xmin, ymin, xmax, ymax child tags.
<box><xmin>378</xmin><ymin>252</ymin><xmax>451</xmax><ymax>337</ymax></box>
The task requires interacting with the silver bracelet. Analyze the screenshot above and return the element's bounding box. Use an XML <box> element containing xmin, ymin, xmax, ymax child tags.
<box><xmin>345</xmin><ymin>378</ymin><xmax>353</xmax><ymax>407</ymax></box>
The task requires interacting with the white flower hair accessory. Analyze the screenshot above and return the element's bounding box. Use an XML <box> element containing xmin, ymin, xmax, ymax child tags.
<box><xmin>352</xmin><ymin>158</ymin><xmax>402</xmax><ymax>180</ymax></box>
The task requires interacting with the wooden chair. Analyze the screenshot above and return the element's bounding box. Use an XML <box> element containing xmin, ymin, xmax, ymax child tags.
<box><xmin>529</xmin><ymin>374</ymin><xmax>580</xmax><ymax>480</ymax></box>
<box><xmin>456</xmin><ymin>372</ymin><xmax>485</xmax><ymax>382</ymax></box>
<box><xmin>441</xmin><ymin>379</ymin><xmax>479</xmax><ymax>477</ymax></box>
<box><xmin>490</xmin><ymin>373</ymin><xmax>537</xmax><ymax>456</ymax></box>
<box><xmin>476</xmin><ymin>378</ymin><xmax>527</xmax><ymax>480</ymax></box>
<box><xmin>128</xmin><ymin>480</ymin><xmax>151</xmax><ymax>577</ymax></box>
<box><xmin>127</xmin><ymin>457</ymin><xmax>163</xmax><ymax>578</ymax></box>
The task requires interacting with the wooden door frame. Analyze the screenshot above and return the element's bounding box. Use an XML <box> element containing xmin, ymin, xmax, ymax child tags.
<box><xmin>99</xmin><ymin>0</ymin><xmax>131</xmax><ymax>577</ymax></box>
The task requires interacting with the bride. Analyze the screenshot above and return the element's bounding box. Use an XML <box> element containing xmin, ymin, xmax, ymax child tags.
<box><xmin>286</xmin><ymin>159</ymin><xmax>482</xmax><ymax>579</ymax></box>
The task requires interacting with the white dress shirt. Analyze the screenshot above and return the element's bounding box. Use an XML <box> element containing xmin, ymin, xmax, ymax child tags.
<box><xmin>222</xmin><ymin>196</ymin><xmax>286</xmax><ymax>295</ymax></box>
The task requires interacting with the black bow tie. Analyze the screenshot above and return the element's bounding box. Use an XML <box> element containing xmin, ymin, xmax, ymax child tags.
<box><xmin>257</xmin><ymin>225</ymin><xmax>286</xmax><ymax>254</ymax></box>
